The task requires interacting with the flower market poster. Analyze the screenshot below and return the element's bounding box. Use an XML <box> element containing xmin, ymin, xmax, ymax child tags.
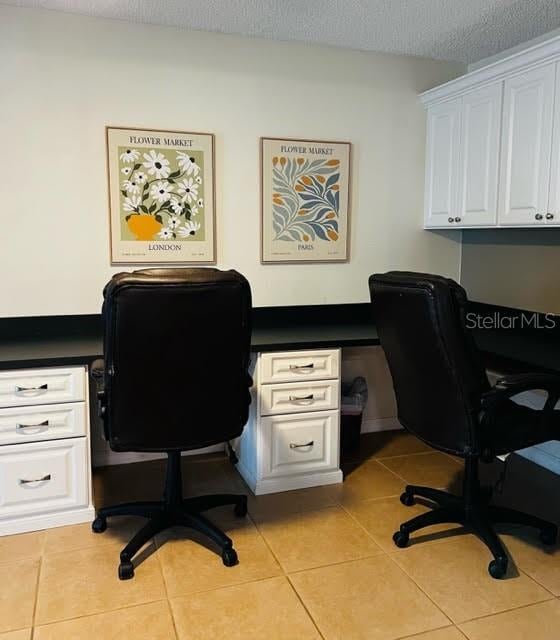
<box><xmin>107</xmin><ymin>127</ymin><xmax>215</xmax><ymax>264</ymax></box>
<box><xmin>261</xmin><ymin>137</ymin><xmax>351</xmax><ymax>263</ymax></box>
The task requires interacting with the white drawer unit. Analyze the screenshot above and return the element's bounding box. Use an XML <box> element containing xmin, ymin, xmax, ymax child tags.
<box><xmin>259</xmin><ymin>349</ymin><xmax>339</xmax><ymax>384</ymax></box>
<box><xmin>0</xmin><ymin>438</ymin><xmax>88</xmax><ymax>522</ymax></box>
<box><xmin>235</xmin><ymin>349</ymin><xmax>343</xmax><ymax>494</ymax></box>
<box><xmin>0</xmin><ymin>367</ymin><xmax>86</xmax><ymax>408</ymax></box>
<box><xmin>260</xmin><ymin>379</ymin><xmax>339</xmax><ymax>416</ymax></box>
<box><xmin>0</xmin><ymin>402</ymin><xmax>87</xmax><ymax>446</ymax></box>
<box><xmin>0</xmin><ymin>365</ymin><xmax>94</xmax><ymax>536</ymax></box>
<box><xmin>262</xmin><ymin>410</ymin><xmax>339</xmax><ymax>479</ymax></box>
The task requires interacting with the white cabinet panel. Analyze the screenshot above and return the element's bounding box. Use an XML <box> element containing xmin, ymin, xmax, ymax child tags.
<box><xmin>0</xmin><ymin>367</ymin><xmax>85</xmax><ymax>408</ymax></box>
<box><xmin>0</xmin><ymin>438</ymin><xmax>88</xmax><ymax>521</ymax></box>
<box><xmin>260</xmin><ymin>380</ymin><xmax>339</xmax><ymax>416</ymax></box>
<box><xmin>424</xmin><ymin>99</ymin><xmax>461</xmax><ymax>228</ymax></box>
<box><xmin>261</xmin><ymin>410</ymin><xmax>339</xmax><ymax>479</ymax></box>
<box><xmin>548</xmin><ymin>62</ymin><xmax>560</xmax><ymax>223</ymax></box>
<box><xmin>498</xmin><ymin>64</ymin><xmax>556</xmax><ymax>226</ymax></box>
<box><xmin>0</xmin><ymin>402</ymin><xmax>86</xmax><ymax>446</ymax></box>
<box><xmin>259</xmin><ymin>349</ymin><xmax>339</xmax><ymax>384</ymax></box>
<box><xmin>457</xmin><ymin>83</ymin><xmax>502</xmax><ymax>226</ymax></box>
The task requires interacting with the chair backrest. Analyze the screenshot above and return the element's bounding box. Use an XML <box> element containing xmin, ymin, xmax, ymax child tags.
<box><xmin>369</xmin><ymin>271</ymin><xmax>490</xmax><ymax>455</ymax></box>
<box><xmin>101</xmin><ymin>268</ymin><xmax>252</xmax><ymax>452</ymax></box>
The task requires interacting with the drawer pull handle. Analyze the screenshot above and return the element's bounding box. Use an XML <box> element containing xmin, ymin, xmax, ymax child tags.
<box><xmin>290</xmin><ymin>441</ymin><xmax>314</xmax><ymax>449</ymax></box>
<box><xmin>15</xmin><ymin>383</ymin><xmax>48</xmax><ymax>394</ymax></box>
<box><xmin>289</xmin><ymin>394</ymin><xmax>314</xmax><ymax>402</ymax></box>
<box><xmin>289</xmin><ymin>363</ymin><xmax>315</xmax><ymax>371</ymax></box>
<box><xmin>19</xmin><ymin>474</ymin><xmax>51</xmax><ymax>485</ymax></box>
<box><xmin>16</xmin><ymin>420</ymin><xmax>49</xmax><ymax>434</ymax></box>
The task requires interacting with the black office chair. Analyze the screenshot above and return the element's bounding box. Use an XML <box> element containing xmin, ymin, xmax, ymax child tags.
<box><xmin>369</xmin><ymin>271</ymin><xmax>560</xmax><ymax>578</ymax></box>
<box><xmin>91</xmin><ymin>268</ymin><xmax>252</xmax><ymax>579</ymax></box>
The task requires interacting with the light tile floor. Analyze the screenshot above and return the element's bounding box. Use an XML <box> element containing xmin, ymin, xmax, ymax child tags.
<box><xmin>2</xmin><ymin>431</ymin><xmax>560</xmax><ymax>639</ymax></box>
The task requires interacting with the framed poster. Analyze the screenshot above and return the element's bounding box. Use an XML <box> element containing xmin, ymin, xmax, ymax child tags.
<box><xmin>106</xmin><ymin>126</ymin><xmax>215</xmax><ymax>264</ymax></box>
<box><xmin>261</xmin><ymin>137</ymin><xmax>351</xmax><ymax>263</ymax></box>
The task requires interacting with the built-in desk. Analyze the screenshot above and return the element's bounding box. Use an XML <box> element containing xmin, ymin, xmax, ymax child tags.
<box><xmin>1</xmin><ymin>302</ymin><xmax>559</xmax><ymax>532</ymax></box>
<box><xmin>1</xmin><ymin>302</ymin><xmax>559</xmax><ymax>372</ymax></box>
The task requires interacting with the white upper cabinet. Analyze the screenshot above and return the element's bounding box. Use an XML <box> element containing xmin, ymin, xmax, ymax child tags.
<box><xmin>498</xmin><ymin>64</ymin><xmax>556</xmax><ymax>226</ymax></box>
<box><xmin>424</xmin><ymin>99</ymin><xmax>461</xmax><ymax>228</ymax></box>
<box><xmin>420</xmin><ymin>32</ymin><xmax>560</xmax><ymax>230</ymax></box>
<box><xmin>548</xmin><ymin>63</ymin><xmax>560</xmax><ymax>223</ymax></box>
<box><xmin>457</xmin><ymin>83</ymin><xmax>502</xmax><ymax>227</ymax></box>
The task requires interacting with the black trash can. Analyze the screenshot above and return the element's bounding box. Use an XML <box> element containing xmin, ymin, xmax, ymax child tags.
<box><xmin>340</xmin><ymin>377</ymin><xmax>368</xmax><ymax>457</ymax></box>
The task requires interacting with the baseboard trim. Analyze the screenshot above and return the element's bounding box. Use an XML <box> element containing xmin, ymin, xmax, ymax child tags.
<box><xmin>236</xmin><ymin>466</ymin><xmax>343</xmax><ymax>496</ymax></box>
<box><xmin>361</xmin><ymin>417</ymin><xmax>402</xmax><ymax>433</ymax></box>
<box><xmin>1</xmin><ymin>505</ymin><xmax>96</xmax><ymax>536</ymax></box>
<box><xmin>92</xmin><ymin>443</ymin><xmax>225</xmax><ymax>468</ymax></box>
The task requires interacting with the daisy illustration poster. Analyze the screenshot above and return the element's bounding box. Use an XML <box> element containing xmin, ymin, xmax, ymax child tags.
<box><xmin>106</xmin><ymin>127</ymin><xmax>215</xmax><ymax>264</ymax></box>
<box><xmin>261</xmin><ymin>137</ymin><xmax>351</xmax><ymax>263</ymax></box>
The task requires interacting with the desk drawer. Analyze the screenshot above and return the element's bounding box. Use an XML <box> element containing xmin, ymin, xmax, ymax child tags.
<box><xmin>260</xmin><ymin>380</ymin><xmax>339</xmax><ymax>416</ymax></box>
<box><xmin>259</xmin><ymin>350</ymin><xmax>339</xmax><ymax>384</ymax></box>
<box><xmin>0</xmin><ymin>438</ymin><xmax>88</xmax><ymax>521</ymax></box>
<box><xmin>261</xmin><ymin>410</ymin><xmax>339</xmax><ymax>479</ymax></box>
<box><xmin>0</xmin><ymin>367</ymin><xmax>85</xmax><ymax>408</ymax></box>
<box><xmin>0</xmin><ymin>403</ymin><xmax>86</xmax><ymax>446</ymax></box>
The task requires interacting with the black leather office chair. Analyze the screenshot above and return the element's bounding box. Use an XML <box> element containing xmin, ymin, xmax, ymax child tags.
<box><xmin>369</xmin><ymin>271</ymin><xmax>560</xmax><ymax>578</ymax></box>
<box><xmin>91</xmin><ymin>268</ymin><xmax>252</xmax><ymax>579</ymax></box>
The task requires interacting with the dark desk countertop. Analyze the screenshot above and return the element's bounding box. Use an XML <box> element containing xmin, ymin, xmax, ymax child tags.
<box><xmin>0</xmin><ymin>302</ymin><xmax>558</xmax><ymax>374</ymax></box>
<box><xmin>0</xmin><ymin>323</ymin><xmax>381</xmax><ymax>371</ymax></box>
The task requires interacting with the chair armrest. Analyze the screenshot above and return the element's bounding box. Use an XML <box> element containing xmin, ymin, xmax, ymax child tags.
<box><xmin>482</xmin><ymin>372</ymin><xmax>560</xmax><ymax>412</ymax></box>
<box><xmin>90</xmin><ymin>359</ymin><xmax>106</xmax><ymax>422</ymax></box>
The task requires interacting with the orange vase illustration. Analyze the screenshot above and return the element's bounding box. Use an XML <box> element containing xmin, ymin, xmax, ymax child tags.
<box><xmin>127</xmin><ymin>215</ymin><xmax>162</xmax><ymax>241</ymax></box>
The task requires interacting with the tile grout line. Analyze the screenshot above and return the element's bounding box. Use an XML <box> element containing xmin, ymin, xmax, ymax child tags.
<box><xmin>246</xmin><ymin>511</ymin><xmax>288</xmax><ymax>577</ymax></box>
<box><xmin>383</xmin><ymin>551</ymin><xmax>456</xmax><ymax>626</ymax></box>
<box><xmin>374</xmin><ymin>450</ymin><xmax>441</xmax><ymax>461</ymax></box>
<box><xmin>454</xmin><ymin>592</ymin><xmax>557</xmax><ymax>627</ymax></box>
<box><xmin>164</xmin><ymin>597</ymin><xmax>180</xmax><ymax>640</ymax></box>
<box><xmin>395</xmin><ymin>623</ymin><xmax>469</xmax><ymax>640</ymax></box>
<box><xmin>374</xmin><ymin>458</ymin><xmax>411</xmax><ymax>485</ymax></box>
<box><xmin>31</xmin><ymin>598</ymin><xmax>170</xmax><ymax>635</ymax></box>
<box><xmin>285</xmin><ymin>574</ymin><xmax>326</xmax><ymax>640</ymax></box>
<box><xmin>153</xmin><ymin>537</ymin><xmax>180</xmax><ymax>640</ymax></box>
<box><xmin>30</xmin><ymin>553</ymin><xmax>44</xmax><ymax>640</ymax></box>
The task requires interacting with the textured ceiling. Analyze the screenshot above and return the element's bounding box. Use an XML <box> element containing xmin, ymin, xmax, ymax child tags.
<box><xmin>3</xmin><ymin>0</ymin><xmax>560</xmax><ymax>63</ymax></box>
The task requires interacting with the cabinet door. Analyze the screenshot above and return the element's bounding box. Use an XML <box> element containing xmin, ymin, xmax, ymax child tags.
<box><xmin>548</xmin><ymin>62</ymin><xmax>560</xmax><ymax>224</ymax></box>
<box><xmin>498</xmin><ymin>64</ymin><xmax>556</xmax><ymax>226</ymax></box>
<box><xmin>424</xmin><ymin>99</ymin><xmax>461</xmax><ymax>228</ymax></box>
<box><xmin>457</xmin><ymin>83</ymin><xmax>502</xmax><ymax>226</ymax></box>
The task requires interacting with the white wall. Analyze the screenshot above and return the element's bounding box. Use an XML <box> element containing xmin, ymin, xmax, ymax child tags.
<box><xmin>0</xmin><ymin>6</ymin><xmax>463</xmax><ymax>317</ymax></box>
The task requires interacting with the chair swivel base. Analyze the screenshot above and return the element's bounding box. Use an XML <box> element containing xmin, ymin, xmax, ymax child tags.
<box><xmin>91</xmin><ymin>451</ymin><xmax>247</xmax><ymax>580</ymax></box>
<box><xmin>394</xmin><ymin>481</ymin><xmax>558</xmax><ymax>579</ymax></box>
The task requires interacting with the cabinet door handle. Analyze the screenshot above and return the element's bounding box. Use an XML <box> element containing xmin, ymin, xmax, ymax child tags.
<box><xmin>454</xmin><ymin>217</ymin><xmax>461</xmax><ymax>223</ymax></box>
<box><xmin>289</xmin><ymin>441</ymin><xmax>314</xmax><ymax>449</ymax></box>
<box><xmin>448</xmin><ymin>217</ymin><xmax>454</xmax><ymax>223</ymax></box>
<box><xmin>289</xmin><ymin>363</ymin><xmax>315</xmax><ymax>371</ymax></box>
<box><xmin>15</xmin><ymin>383</ymin><xmax>48</xmax><ymax>394</ymax></box>
<box><xmin>546</xmin><ymin>213</ymin><xmax>554</xmax><ymax>220</ymax></box>
<box><xmin>19</xmin><ymin>474</ymin><xmax>51</xmax><ymax>485</ymax></box>
<box><xmin>16</xmin><ymin>420</ymin><xmax>49</xmax><ymax>434</ymax></box>
<box><xmin>289</xmin><ymin>394</ymin><xmax>314</xmax><ymax>402</ymax></box>
<box><xmin>535</xmin><ymin>213</ymin><xmax>544</xmax><ymax>221</ymax></box>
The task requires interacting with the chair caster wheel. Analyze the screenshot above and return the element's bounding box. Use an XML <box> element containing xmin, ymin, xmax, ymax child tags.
<box><xmin>400</xmin><ymin>492</ymin><xmax>415</xmax><ymax>507</ymax></box>
<box><xmin>118</xmin><ymin>561</ymin><xmax>134</xmax><ymax>580</ymax></box>
<box><xmin>92</xmin><ymin>516</ymin><xmax>107</xmax><ymax>533</ymax></box>
<box><xmin>222</xmin><ymin>547</ymin><xmax>238</xmax><ymax>567</ymax></box>
<box><xmin>393</xmin><ymin>530</ymin><xmax>410</xmax><ymax>548</ymax></box>
<box><xmin>234</xmin><ymin>497</ymin><xmax>248</xmax><ymax>517</ymax></box>
<box><xmin>540</xmin><ymin>525</ymin><xmax>557</xmax><ymax>546</ymax></box>
<box><xmin>488</xmin><ymin>557</ymin><xmax>508</xmax><ymax>579</ymax></box>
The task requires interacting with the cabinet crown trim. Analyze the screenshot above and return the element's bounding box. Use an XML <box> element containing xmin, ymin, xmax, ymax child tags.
<box><xmin>420</xmin><ymin>32</ymin><xmax>560</xmax><ymax>106</ymax></box>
